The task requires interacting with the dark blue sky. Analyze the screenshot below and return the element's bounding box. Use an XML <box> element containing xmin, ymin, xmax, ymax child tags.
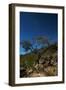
<box><xmin>20</xmin><ymin>12</ymin><xmax>58</xmax><ymax>55</ymax></box>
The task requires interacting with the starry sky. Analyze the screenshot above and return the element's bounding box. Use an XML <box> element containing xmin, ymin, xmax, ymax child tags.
<box><xmin>20</xmin><ymin>12</ymin><xmax>58</xmax><ymax>55</ymax></box>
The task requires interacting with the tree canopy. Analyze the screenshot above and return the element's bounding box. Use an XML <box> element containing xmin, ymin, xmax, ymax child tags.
<box><xmin>20</xmin><ymin>40</ymin><xmax>33</xmax><ymax>52</ymax></box>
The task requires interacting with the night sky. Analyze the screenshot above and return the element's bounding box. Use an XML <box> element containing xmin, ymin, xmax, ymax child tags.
<box><xmin>20</xmin><ymin>12</ymin><xmax>58</xmax><ymax>55</ymax></box>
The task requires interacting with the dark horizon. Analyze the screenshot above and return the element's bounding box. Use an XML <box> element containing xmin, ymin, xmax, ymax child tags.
<box><xmin>20</xmin><ymin>12</ymin><xmax>58</xmax><ymax>55</ymax></box>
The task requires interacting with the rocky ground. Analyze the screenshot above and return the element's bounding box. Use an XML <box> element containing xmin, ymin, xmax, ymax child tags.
<box><xmin>20</xmin><ymin>43</ymin><xmax>58</xmax><ymax>77</ymax></box>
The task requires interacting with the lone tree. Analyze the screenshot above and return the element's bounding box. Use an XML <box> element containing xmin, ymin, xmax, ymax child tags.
<box><xmin>20</xmin><ymin>40</ymin><xmax>33</xmax><ymax>53</ymax></box>
<box><xmin>20</xmin><ymin>36</ymin><xmax>50</xmax><ymax>53</ymax></box>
